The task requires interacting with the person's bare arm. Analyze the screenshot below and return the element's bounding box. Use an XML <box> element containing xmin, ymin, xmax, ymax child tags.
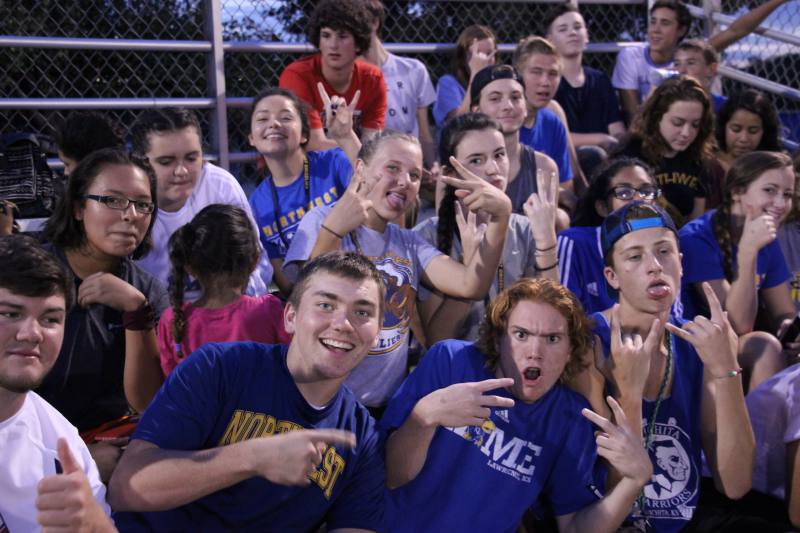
<box><xmin>618</xmin><ymin>89</ymin><xmax>640</xmax><ymax>126</ymax></box>
<box><xmin>570</xmin><ymin>132</ymin><xmax>620</xmax><ymax>150</ymax></box>
<box><xmin>109</xmin><ymin>430</ymin><xmax>356</xmax><ymax>511</ymax></box>
<box><xmin>271</xmin><ymin>258</ymin><xmax>293</xmax><ymax>297</ymax></box>
<box><xmin>306</xmin><ymin>128</ymin><xmax>340</xmax><ymax>153</ymax></box>
<box><xmin>709</xmin><ymin>0</ymin><xmax>788</xmax><ymax>52</ymax></box>
<box><xmin>760</xmin><ymin>281</ymin><xmax>797</xmax><ymax>331</ymax></box>
<box><xmin>668</xmin><ymin>283</ymin><xmax>755</xmax><ymax>499</ymax></box>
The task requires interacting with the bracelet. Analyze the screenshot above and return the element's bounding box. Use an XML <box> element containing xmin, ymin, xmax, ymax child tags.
<box><xmin>122</xmin><ymin>300</ymin><xmax>155</xmax><ymax>331</ymax></box>
<box><xmin>536</xmin><ymin>259</ymin><xmax>559</xmax><ymax>272</ymax></box>
<box><xmin>535</xmin><ymin>244</ymin><xmax>557</xmax><ymax>253</ymax></box>
<box><xmin>713</xmin><ymin>367</ymin><xmax>744</xmax><ymax>379</ymax></box>
<box><xmin>321</xmin><ymin>224</ymin><xmax>344</xmax><ymax>240</ymax></box>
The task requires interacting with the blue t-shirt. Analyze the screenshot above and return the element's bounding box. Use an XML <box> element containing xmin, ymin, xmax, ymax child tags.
<box><xmin>380</xmin><ymin>340</ymin><xmax>600</xmax><ymax>533</ymax></box>
<box><xmin>711</xmin><ymin>93</ymin><xmax>727</xmax><ymax>114</ymax></box>
<box><xmin>593</xmin><ymin>313</ymin><xmax>705</xmax><ymax>532</ymax></box>
<box><xmin>432</xmin><ymin>73</ymin><xmax>465</xmax><ymax>128</ymax></box>
<box><xmin>114</xmin><ymin>342</ymin><xmax>385</xmax><ymax>533</ymax></box>
<box><xmin>678</xmin><ymin>209</ymin><xmax>790</xmax><ymax>318</ymax></box>
<box><xmin>519</xmin><ymin>107</ymin><xmax>573</xmax><ymax>183</ymax></box>
<box><xmin>249</xmin><ymin>148</ymin><xmax>352</xmax><ymax>259</ymax></box>
<box><xmin>558</xmin><ymin>226</ymin><xmax>616</xmax><ymax>314</ymax></box>
<box><xmin>555</xmin><ymin>67</ymin><xmax>623</xmax><ymax>134</ymax></box>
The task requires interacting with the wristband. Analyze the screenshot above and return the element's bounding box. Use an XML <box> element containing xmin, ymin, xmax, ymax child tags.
<box><xmin>321</xmin><ymin>223</ymin><xmax>344</xmax><ymax>240</ymax></box>
<box><xmin>713</xmin><ymin>367</ymin><xmax>744</xmax><ymax>379</ymax></box>
<box><xmin>536</xmin><ymin>259</ymin><xmax>558</xmax><ymax>272</ymax></box>
<box><xmin>535</xmin><ymin>244</ymin><xmax>557</xmax><ymax>253</ymax></box>
<box><xmin>122</xmin><ymin>300</ymin><xmax>155</xmax><ymax>331</ymax></box>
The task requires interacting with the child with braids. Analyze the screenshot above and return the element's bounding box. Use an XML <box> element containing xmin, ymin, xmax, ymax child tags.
<box><xmin>157</xmin><ymin>204</ymin><xmax>289</xmax><ymax>376</ymax></box>
<box><xmin>679</xmin><ymin>150</ymin><xmax>796</xmax><ymax>390</ymax></box>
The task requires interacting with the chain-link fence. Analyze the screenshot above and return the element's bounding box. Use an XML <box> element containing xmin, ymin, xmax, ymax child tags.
<box><xmin>2</xmin><ymin>0</ymin><xmax>799</xmax><ymax>180</ymax></box>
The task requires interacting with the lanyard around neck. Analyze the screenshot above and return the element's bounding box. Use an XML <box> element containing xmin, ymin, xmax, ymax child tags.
<box><xmin>268</xmin><ymin>156</ymin><xmax>309</xmax><ymax>250</ymax></box>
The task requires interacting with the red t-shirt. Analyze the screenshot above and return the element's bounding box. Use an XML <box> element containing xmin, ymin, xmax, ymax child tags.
<box><xmin>279</xmin><ymin>53</ymin><xmax>387</xmax><ymax>133</ymax></box>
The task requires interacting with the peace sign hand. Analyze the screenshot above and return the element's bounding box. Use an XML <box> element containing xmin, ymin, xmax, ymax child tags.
<box><xmin>605</xmin><ymin>305</ymin><xmax>663</xmax><ymax>398</ymax></box>
<box><xmin>523</xmin><ymin>169</ymin><xmax>559</xmax><ymax>249</ymax></box>
<box><xmin>318</xmin><ymin>82</ymin><xmax>360</xmax><ymax>140</ymax></box>
<box><xmin>416</xmin><ymin>378</ymin><xmax>516</xmax><ymax>428</ymax></box>
<box><xmin>439</xmin><ymin>156</ymin><xmax>511</xmax><ymax>219</ymax></box>
<box><xmin>582</xmin><ymin>396</ymin><xmax>652</xmax><ymax>486</ymax></box>
<box><xmin>665</xmin><ymin>282</ymin><xmax>739</xmax><ymax>378</ymax></box>
<box><xmin>321</xmin><ymin>167</ymin><xmax>374</xmax><ymax>237</ymax></box>
<box><xmin>455</xmin><ymin>201</ymin><xmax>487</xmax><ymax>264</ymax></box>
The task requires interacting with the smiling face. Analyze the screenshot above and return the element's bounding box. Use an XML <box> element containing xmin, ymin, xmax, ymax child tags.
<box><xmin>648</xmin><ymin>7</ymin><xmax>684</xmax><ymax>55</ymax></box>
<box><xmin>546</xmin><ymin>11</ymin><xmax>589</xmax><ymax>59</ymax></box>
<box><xmin>731</xmin><ymin>166</ymin><xmax>796</xmax><ymax>223</ymax></box>
<box><xmin>496</xmin><ymin>299</ymin><xmax>571</xmax><ymax>403</ymax></box>
<box><xmin>249</xmin><ymin>94</ymin><xmax>307</xmax><ymax>158</ymax></box>
<box><xmin>658</xmin><ymin>99</ymin><xmax>703</xmax><ymax>156</ymax></box>
<box><xmin>605</xmin><ymin>227</ymin><xmax>682</xmax><ymax>315</ymax></box>
<box><xmin>319</xmin><ymin>26</ymin><xmax>359</xmax><ymax>72</ymax></box>
<box><xmin>74</xmin><ymin>164</ymin><xmax>153</xmax><ymax>260</ymax></box>
<box><xmin>452</xmin><ymin>128</ymin><xmax>509</xmax><ymax>191</ymax></box>
<box><xmin>284</xmin><ymin>272</ymin><xmax>381</xmax><ymax>384</ymax></box>
<box><xmin>476</xmin><ymin>78</ymin><xmax>527</xmax><ymax>136</ymax></box>
<box><xmin>0</xmin><ymin>289</ymin><xmax>65</xmax><ymax>395</ymax></box>
<box><xmin>520</xmin><ymin>53</ymin><xmax>561</xmax><ymax>110</ymax></box>
<box><xmin>145</xmin><ymin>126</ymin><xmax>203</xmax><ymax>213</ymax></box>
<box><xmin>725</xmin><ymin>109</ymin><xmax>764</xmax><ymax>159</ymax></box>
<box><xmin>362</xmin><ymin>137</ymin><xmax>423</xmax><ymax>222</ymax></box>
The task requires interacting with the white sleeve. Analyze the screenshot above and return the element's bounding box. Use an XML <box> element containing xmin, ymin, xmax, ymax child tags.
<box><xmin>611</xmin><ymin>47</ymin><xmax>639</xmax><ymax>90</ymax></box>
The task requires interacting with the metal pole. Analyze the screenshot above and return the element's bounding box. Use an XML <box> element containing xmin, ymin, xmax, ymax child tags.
<box><xmin>204</xmin><ymin>0</ymin><xmax>229</xmax><ymax>170</ymax></box>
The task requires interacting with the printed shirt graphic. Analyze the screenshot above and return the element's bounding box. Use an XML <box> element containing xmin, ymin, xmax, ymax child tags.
<box><xmin>593</xmin><ymin>312</ymin><xmax>705</xmax><ymax>532</ymax></box>
<box><xmin>381</xmin><ymin>340</ymin><xmax>600</xmax><ymax>533</ymax></box>
<box><xmin>249</xmin><ymin>148</ymin><xmax>352</xmax><ymax>259</ymax></box>
<box><xmin>284</xmin><ymin>204</ymin><xmax>442</xmax><ymax>407</ymax></box>
<box><xmin>114</xmin><ymin>343</ymin><xmax>385</xmax><ymax>532</ymax></box>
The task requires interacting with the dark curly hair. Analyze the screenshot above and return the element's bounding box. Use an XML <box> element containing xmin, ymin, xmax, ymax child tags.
<box><xmin>42</xmin><ymin>148</ymin><xmax>158</xmax><ymax>260</ymax></box>
<box><xmin>0</xmin><ymin>234</ymin><xmax>74</xmax><ymax>310</ymax></box>
<box><xmin>573</xmin><ymin>157</ymin><xmax>656</xmax><ymax>227</ymax></box>
<box><xmin>716</xmin><ymin>89</ymin><xmax>782</xmax><ymax>154</ymax></box>
<box><xmin>476</xmin><ymin>278</ymin><xmax>592</xmax><ymax>382</ymax></box>
<box><xmin>131</xmin><ymin>108</ymin><xmax>203</xmax><ymax>157</ymax></box>
<box><xmin>55</xmin><ymin>111</ymin><xmax>123</xmax><ymax>164</ymax></box>
<box><xmin>307</xmin><ymin>0</ymin><xmax>373</xmax><ymax>56</ymax></box>
<box><xmin>630</xmin><ymin>75</ymin><xmax>715</xmax><ymax>164</ymax></box>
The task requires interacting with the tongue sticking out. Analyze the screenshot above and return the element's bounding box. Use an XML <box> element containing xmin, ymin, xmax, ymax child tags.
<box><xmin>386</xmin><ymin>192</ymin><xmax>405</xmax><ymax>210</ymax></box>
<box><xmin>647</xmin><ymin>283</ymin><xmax>671</xmax><ymax>299</ymax></box>
<box><xmin>524</xmin><ymin>368</ymin><xmax>541</xmax><ymax>380</ymax></box>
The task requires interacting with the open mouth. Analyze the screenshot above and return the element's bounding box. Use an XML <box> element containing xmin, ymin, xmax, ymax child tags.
<box><xmin>266</xmin><ymin>133</ymin><xmax>286</xmax><ymax>141</ymax></box>
<box><xmin>523</xmin><ymin>367</ymin><xmax>541</xmax><ymax>381</ymax></box>
<box><xmin>320</xmin><ymin>338</ymin><xmax>354</xmax><ymax>353</ymax></box>
<box><xmin>386</xmin><ymin>191</ymin><xmax>406</xmax><ymax>210</ymax></box>
<box><xmin>646</xmin><ymin>280</ymin><xmax>672</xmax><ymax>299</ymax></box>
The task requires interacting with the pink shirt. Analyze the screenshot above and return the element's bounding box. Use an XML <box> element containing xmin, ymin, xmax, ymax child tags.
<box><xmin>158</xmin><ymin>294</ymin><xmax>291</xmax><ymax>376</ymax></box>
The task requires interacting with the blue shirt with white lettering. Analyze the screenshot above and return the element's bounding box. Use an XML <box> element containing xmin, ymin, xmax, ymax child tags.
<box><xmin>249</xmin><ymin>148</ymin><xmax>352</xmax><ymax>260</ymax></box>
<box><xmin>380</xmin><ymin>340</ymin><xmax>599</xmax><ymax>532</ymax></box>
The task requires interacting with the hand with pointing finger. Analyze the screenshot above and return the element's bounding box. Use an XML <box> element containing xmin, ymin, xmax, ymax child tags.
<box><xmin>440</xmin><ymin>156</ymin><xmax>511</xmax><ymax>220</ymax></box>
<box><xmin>252</xmin><ymin>429</ymin><xmax>357</xmax><ymax>486</ymax></box>
<box><xmin>665</xmin><ymin>282</ymin><xmax>739</xmax><ymax>378</ymax></box>
<box><xmin>318</xmin><ymin>83</ymin><xmax>360</xmax><ymax>141</ymax></box>
<box><xmin>415</xmin><ymin>377</ymin><xmax>515</xmax><ymax>428</ymax></box>
<box><xmin>582</xmin><ymin>396</ymin><xmax>652</xmax><ymax>486</ymax></box>
<box><xmin>36</xmin><ymin>438</ymin><xmax>116</xmax><ymax>532</ymax></box>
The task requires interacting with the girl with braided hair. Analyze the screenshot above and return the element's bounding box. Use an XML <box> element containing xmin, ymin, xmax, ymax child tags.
<box><xmin>414</xmin><ymin>112</ymin><xmax>559</xmax><ymax>344</ymax></box>
<box><xmin>157</xmin><ymin>204</ymin><xmax>289</xmax><ymax>376</ymax></box>
<box><xmin>678</xmin><ymin>150</ymin><xmax>796</xmax><ymax>390</ymax></box>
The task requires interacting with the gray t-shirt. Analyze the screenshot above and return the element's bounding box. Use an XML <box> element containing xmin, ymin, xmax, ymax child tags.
<box><xmin>778</xmin><ymin>221</ymin><xmax>800</xmax><ymax>312</ymax></box>
<box><xmin>414</xmin><ymin>213</ymin><xmax>538</xmax><ymax>341</ymax></box>
<box><xmin>284</xmin><ymin>204</ymin><xmax>442</xmax><ymax>407</ymax></box>
<box><xmin>505</xmin><ymin>144</ymin><xmax>538</xmax><ymax>214</ymax></box>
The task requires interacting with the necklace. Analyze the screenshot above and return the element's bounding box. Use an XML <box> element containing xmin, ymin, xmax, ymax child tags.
<box><xmin>267</xmin><ymin>156</ymin><xmax>309</xmax><ymax>250</ymax></box>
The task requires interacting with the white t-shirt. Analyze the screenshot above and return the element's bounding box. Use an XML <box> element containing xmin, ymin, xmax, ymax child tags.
<box><xmin>136</xmin><ymin>163</ymin><xmax>272</xmax><ymax>301</ymax></box>
<box><xmin>0</xmin><ymin>392</ymin><xmax>110</xmax><ymax>531</ymax></box>
<box><xmin>611</xmin><ymin>44</ymin><xmax>673</xmax><ymax>102</ymax></box>
<box><xmin>381</xmin><ymin>53</ymin><xmax>436</xmax><ymax>137</ymax></box>
<box><xmin>746</xmin><ymin>364</ymin><xmax>800</xmax><ymax>500</ymax></box>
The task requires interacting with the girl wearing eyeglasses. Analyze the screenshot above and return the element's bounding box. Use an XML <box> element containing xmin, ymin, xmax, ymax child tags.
<box><xmin>131</xmin><ymin>108</ymin><xmax>272</xmax><ymax>302</ymax></box>
<box><xmin>613</xmin><ymin>75</ymin><xmax>717</xmax><ymax>227</ymax></box>
<box><xmin>557</xmin><ymin>157</ymin><xmax>659</xmax><ymax>314</ymax></box>
<box><xmin>38</xmin><ymin>148</ymin><xmax>168</xmax><ymax>482</ymax></box>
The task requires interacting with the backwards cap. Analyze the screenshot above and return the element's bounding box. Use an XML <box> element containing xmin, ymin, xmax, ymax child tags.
<box><xmin>470</xmin><ymin>64</ymin><xmax>526</xmax><ymax>107</ymax></box>
<box><xmin>601</xmin><ymin>201</ymin><xmax>678</xmax><ymax>257</ymax></box>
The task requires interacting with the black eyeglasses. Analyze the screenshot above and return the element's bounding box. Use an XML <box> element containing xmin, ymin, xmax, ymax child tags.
<box><xmin>82</xmin><ymin>195</ymin><xmax>156</xmax><ymax>214</ymax></box>
<box><xmin>607</xmin><ymin>185</ymin><xmax>660</xmax><ymax>201</ymax></box>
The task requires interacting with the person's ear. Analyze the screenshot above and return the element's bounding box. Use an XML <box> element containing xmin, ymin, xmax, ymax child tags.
<box><xmin>284</xmin><ymin>301</ymin><xmax>297</xmax><ymax>335</ymax></box>
<box><xmin>604</xmin><ymin>265</ymin><xmax>620</xmax><ymax>290</ymax></box>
